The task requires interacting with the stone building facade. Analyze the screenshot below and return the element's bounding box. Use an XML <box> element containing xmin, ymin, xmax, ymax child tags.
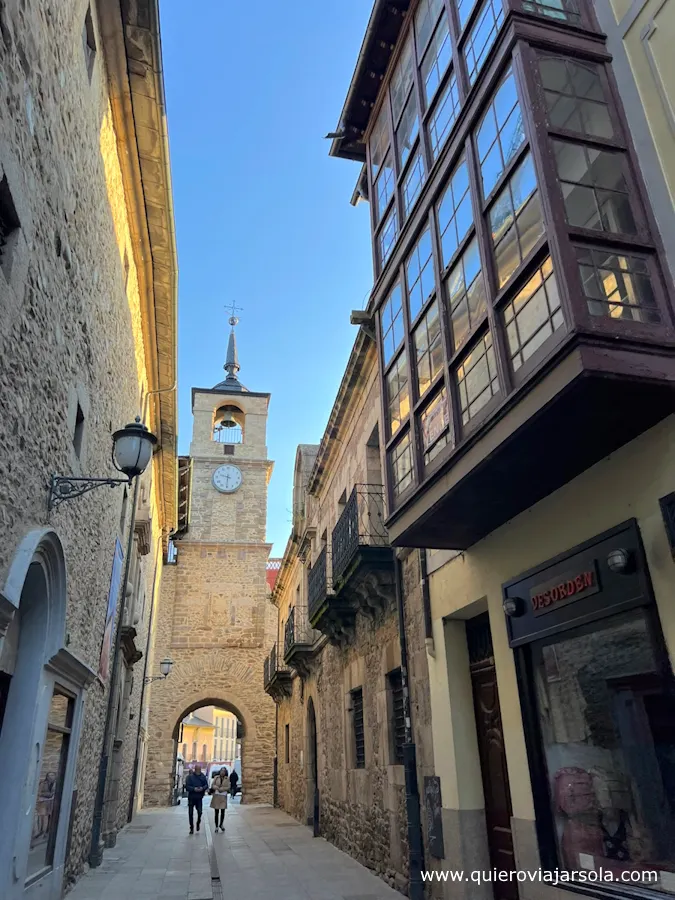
<box><xmin>0</xmin><ymin>1</ymin><xmax>177</xmax><ymax>898</ymax></box>
<box><xmin>143</xmin><ymin>329</ymin><xmax>277</xmax><ymax>808</ymax></box>
<box><xmin>266</xmin><ymin>331</ymin><xmax>436</xmax><ymax>894</ymax></box>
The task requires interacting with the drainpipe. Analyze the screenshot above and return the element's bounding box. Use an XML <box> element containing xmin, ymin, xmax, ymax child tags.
<box><xmin>419</xmin><ymin>549</ymin><xmax>435</xmax><ymax>657</ymax></box>
<box><xmin>395</xmin><ymin>552</ymin><xmax>425</xmax><ymax>900</ymax></box>
<box><xmin>127</xmin><ymin>532</ymin><xmax>163</xmax><ymax>822</ymax></box>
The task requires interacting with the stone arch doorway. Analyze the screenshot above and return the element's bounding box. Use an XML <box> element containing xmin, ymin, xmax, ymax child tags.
<box><xmin>306</xmin><ymin>697</ymin><xmax>319</xmax><ymax>831</ymax></box>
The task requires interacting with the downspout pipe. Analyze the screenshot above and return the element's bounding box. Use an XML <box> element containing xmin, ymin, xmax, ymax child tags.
<box><xmin>395</xmin><ymin>553</ymin><xmax>425</xmax><ymax>900</ymax></box>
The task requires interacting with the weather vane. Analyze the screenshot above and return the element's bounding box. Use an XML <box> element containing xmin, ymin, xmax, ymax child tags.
<box><xmin>226</xmin><ymin>300</ymin><xmax>243</xmax><ymax>329</ymax></box>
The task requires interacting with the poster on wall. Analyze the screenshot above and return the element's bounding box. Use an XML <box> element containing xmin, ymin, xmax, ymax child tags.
<box><xmin>99</xmin><ymin>539</ymin><xmax>124</xmax><ymax>682</ymax></box>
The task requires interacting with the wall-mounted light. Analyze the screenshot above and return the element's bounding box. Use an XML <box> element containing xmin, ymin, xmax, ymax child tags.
<box><xmin>144</xmin><ymin>657</ymin><xmax>173</xmax><ymax>685</ymax></box>
<box><xmin>503</xmin><ymin>596</ymin><xmax>524</xmax><ymax>617</ymax></box>
<box><xmin>607</xmin><ymin>548</ymin><xmax>632</xmax><ymax>574</ymax></box>
<box><xmin>49</xmin><ymin>417</ymin><xmax>157</xmax><ymax>510</ymax></box>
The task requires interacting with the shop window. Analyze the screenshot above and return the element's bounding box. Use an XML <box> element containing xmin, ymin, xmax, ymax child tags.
<box><xmin>28</xmin><ymin>687</ymin><xmax>75</xmax><ymax>879</ymax></box>
<box><xmin>414</xmin><ymin>301</ymin><xmax>443</xmax><ymax>397</ymax></box>
<box><xmin>397</xmin><ymin>93</ymin><xmax>420</xmax><ymax>169</ymax></box>
<box><xmin>456</xmin><ymin>331</ymin><xmax>499</xmax><ymax>425</ymax></box>
<box><xmin>540</xmin><ymin>58</ymin><xmax>612</xmax><ymax>139</ymax></box>
<box><xmin>406</xmin><ymin>228</ymin><xmax>436</xmax><ymax>321</ymax></box>
<box><xmin>476</xmin><ymin>68</ymin><xmax>525</xmax><ymax>200</ymax></box>
<box><xmin>456</xmin><ymin>0</ymin><xmax>478</xmax><ymax>30</ymax></box>
<box><xmin>532</xmin><ymin>608</ymin><xmax>675</xmax><ymax>882</ymax></box>
<box><xmin>403</xmin><ymin>152</ymin><xmax>426</xmax><ymax>218</ymax></box>
<box><xmin>381</xmin><ymin>282</ymin><xmax>404</xmax><ymax>366</ymax></box>
<box><xmin>386</xmin><ymin>352</ymin><xmax>410</xmax><ymax>437</ymax></box>
<box><xmin>503</xmin><ymin>257</ymin><xmax>563</xmax><ymax>371</ymax></box>
<box><xmin>438</xmin><ymin>156</ymin><xmax>474</xmax><ymax>268</ymax></box>
<box><xmin>391</xmin><ymin>35</ymin><xmax>415</xmax><ymax>124</ymax></box>
<box><xmin>420</xmin><ymin>14</ymin><xmax>452</xmax><ymax>106</ymax></box>
<box><xmin>489</xmin><ymin>152</ymin><xmax>544</xmax><ymax>288</ymax></box>
<box><xmin>388</xmin><ymin>668</ymin><xmax>406</xmax><ymax>765</ymax></box>
<box><xmin>420</xmin><ymin>386</ymin><xmax>452</xmax><ymax>465</ymax></box>
<box><xmin>576</xmin><ymin>247</ymin><xmax>661</xmax><ymax>324</ymax></box>
<box><xmin>428</xmin><ymin>73</ymin><xmax>460</xmax><ymax>160</ymax></box>
<box><xmin>375</xmin><ymin>153</ymin><xmax>395</xmax><ymax>224</ymax></box>
<box><xmin>415</xmin><ymin>0</ymin><xmax>445</xmax><ymax>55</ymax></box>
<box><xmin>351</xmin><ymin>687</ymin><xmax>366</xmax><ymax>769</ymax></box>
<box><xmin>464</xmin><ymin>0</ymin><xmax>505</xmax><ymax>86</ymax></box>
<box><xmin>446</xmin><ymin>237</ymin><xmax>487</xmax><ymax>352</ymax></box>
<box><xmin>553</xmin><ymin>141</ymin><xmax>636</xmax><ymax>235</ymax></box>
<box><xmin>390</xmin><ymin>431</ymin><xmax>414</xmax><ymax>497</ymax></box>
<box><xmin>522</xmin><ymin>0</ymin><xmax>581</xmax><ymax>24</ymax></box>
<box><xmin>379</xmin><ymin>206</ymin><xmax>399</xmax><ymax>269</ymax></box>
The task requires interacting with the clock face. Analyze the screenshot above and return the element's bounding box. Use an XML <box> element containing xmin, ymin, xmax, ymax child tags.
<box><xmin>212</xmin><ymin>464</ymin><xmax>242</xmax><ymax>494</ymax></box>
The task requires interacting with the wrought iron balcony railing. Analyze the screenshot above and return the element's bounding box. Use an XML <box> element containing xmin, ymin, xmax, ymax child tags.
<box><xmin>308</xmin><ymin>545</ymin><xmax>332</xmax><ymax>622</ymax></box>
<box><xmin>332</xmin><ymin>484</ymin><xmax>389</xmax><ymax>585</ymax></box>
<box><xmin>284</xmin><ymin>605</ymin><xmax>318</xmax><ymax>659</ymax></box>
<box><xmin>263</xmin><ymin>642</ymin><xmax>291</xmax><ymax>700</ymax></box>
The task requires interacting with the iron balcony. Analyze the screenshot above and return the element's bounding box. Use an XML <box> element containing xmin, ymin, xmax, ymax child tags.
<box><xmin>263</xmin><ymin>643</ymin><xmax>291</xmax><ymax>702</ymax></box>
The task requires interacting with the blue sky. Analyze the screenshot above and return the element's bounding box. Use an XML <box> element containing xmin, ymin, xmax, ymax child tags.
<box><xmin>161</xmin><ymin>1</ymin><xmax>374</xmax><ymax>555</ymax></box>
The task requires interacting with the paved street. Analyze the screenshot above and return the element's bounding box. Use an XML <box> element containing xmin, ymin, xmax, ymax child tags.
<box><xmin>67</xmin><ymin>798</ymin><xmax>402</xmax><ymax>900</ymax></box>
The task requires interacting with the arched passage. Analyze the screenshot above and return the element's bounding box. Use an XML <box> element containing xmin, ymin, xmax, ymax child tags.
<box><xmin>306</xmin><ymin>697</ymin><xmax>319</xmax><ymax>830</ymax></box>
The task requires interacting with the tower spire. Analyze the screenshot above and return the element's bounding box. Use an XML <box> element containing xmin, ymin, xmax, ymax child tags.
<box><xmin>214</xmin><ymin>303</ymin><xmax>247</xmax><ymax>392</ymax></box>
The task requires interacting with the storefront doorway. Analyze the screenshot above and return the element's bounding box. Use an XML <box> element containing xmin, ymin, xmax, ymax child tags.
<box><xmin>466</xmin><ymin>614</ymin><xmax>517</xmax><ymax>900</ymax></box>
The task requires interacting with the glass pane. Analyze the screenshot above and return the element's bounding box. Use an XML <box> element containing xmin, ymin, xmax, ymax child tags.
<box><xmin>386</xmin><ymin>352</ymin><xmax>410</xmax><ymax>436</ymax></box>
<box><xmin>541</xmin><ymin>57</ymin><xmax>612</xmax><ymax>139</ymax></box>
<box><xmin>403</xmin><ymin>152</ymin><xmax>426</xmax><ymax>218</ymax></box>
<box><xmin>522</xmin><ymin>0</ymin><xmax>581</xmax><ymax>22</ymax></box>
<box><xmin>477</xmin><ymin>69</ymin><xmax>524</xmax><ymax>198</ymax></box>
<box><xmin>379</xmin><ymin>206</ymin><xmax>399</xmax><ymax>268</ymax></box>
<box><xmin>414</xmin><ymin>301</ymin><xmax>443</xmax><ymax>396</ymax></box>
<box><xmin>576</xmin><ymin>247</ymin><xmax>662</xmax><ymax>324</ymax></box>
<box><xmin>375</xmin><ymin>154</ymin><xmax>395</xmax><ymax>222</ymax></box>
<box><xmin>447</xmin><ymin>238</ymin><xmax>486</xmax><ymax>351</ymax></box>
<box><xmin>381</xmin><ymin>283</ymin><xmax>404</xmax><ymax>365</ymax></box>
<box><xmin>416</xmin><ymin>0</ymin><xmax>445</xmax><ymax>53</ymax></box>
<box><xmin>503</xmin><ymin>257</ymin><xmax>563</xmax><ymax>370</ymax></box>
<box><xmin>391</xmin><ymin>35</ymin><xmax>415</xmax><ymax>124</ymax></box>
<box><xmin>28</xmin><ymin>690</ymin><xmax>73</xmax><ymax>879</ymax></box>
<box><xmin>533</xmin><ymin>609</ymin><xmax>675</xmax><ymax>882</ymax></box>
<box><xmin>420</xmin><ymin>386</ymin><xmax>452</xmax><ymax>464</ymax></box>
<box><xmin>370</xmin><ymin>105</ymin><xmax>390</xmax><ymax>178</ymax></box>
<box><xmin>465</xmin><ymin>0</ymin><xmax>505</xmax><ymax>85</ymax></box>
<box><xmin>428</xmin><ymin>73</ymin><xmax>460</xmax><ymax>159</ymax></box>
<box><xmin>490</xmin><ymin>154</ymin><xmax>543</xmax><ymax>288</ymax></box>
<box><xmin>438</xmin><ymin>158</ymin><xmax>473</xmax><ymax>268</ymax></box>
<box><xmin>391</xmin><ymin>431</ymin><xmax>414</xmax><ymax>497</ymax></box>
<box><xmin>406</xmin><ymin>228</ymin><xmax>436</xmax><ymax>322</ymax></box>
<box><xmin>397</xmin><ymin>94</ymin><xmax>420</xmax><ymax>169</ymax></box>
<box><xmin>456</xmin><ymin>0</ymin><xmax>478</xmax><ymax>28</ymax></box>
<box><xmin>456</xmin><ymin>332</ymin><xmax>499</xmax><ymax>425</ymax></box>
<box><xmin>421</xmin><ymin>15</ymin><xmax>452</xmax><ymax>106</ymax></box>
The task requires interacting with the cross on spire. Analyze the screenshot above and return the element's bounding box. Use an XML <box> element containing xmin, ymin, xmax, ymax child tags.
<box><xmin>226</xmin><ymin>301</ymin><xmax>243</xmax><ymax>330</ymax></box>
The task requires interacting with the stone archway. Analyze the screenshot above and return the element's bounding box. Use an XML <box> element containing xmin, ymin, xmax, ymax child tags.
<box><xmin>143</xmin><ymin>650</ymin><xmax>275</xmax><ymax>807</ymax></box>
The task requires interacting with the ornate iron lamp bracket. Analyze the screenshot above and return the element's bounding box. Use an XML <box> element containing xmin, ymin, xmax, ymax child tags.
<box><xmin>48</xmin><ymin>475</ymin><xmax>130</xmax><ymax>511</ymax></box>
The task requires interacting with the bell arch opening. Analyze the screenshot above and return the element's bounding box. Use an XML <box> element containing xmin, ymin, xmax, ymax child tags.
<box><xmin>212</xmin><ymin>404</ymin><xmax>244</xmax><ymax>444</ymax></box>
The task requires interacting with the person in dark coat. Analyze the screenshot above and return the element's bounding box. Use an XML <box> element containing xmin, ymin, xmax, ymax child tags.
<box><xmin>185</xmin><ymin>765</ymin><xmax>208</xmax><ymax>834</ymax></box>
<box><xmin>229</xmin><ymin>768</ymin><xmax>239</xmax><ymax>797</ymax></box>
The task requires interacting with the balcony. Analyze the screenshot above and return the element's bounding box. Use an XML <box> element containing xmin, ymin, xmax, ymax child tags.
<box><xmin>308</xmin><ymin>545</ymin><xmax>355</xmax><ymax>645</ymax></box>
<box><xmin>283</xmin><ymin>606</ymin><xmax>319</xmax><ymax>678</ymax></box>
<box><xmin>332</xmin><ymin>485</ymin><xmax>394</xmax><ymax>612</ymax></box>
<box><xmin>263</xmin><ymin>643</ymin><xmax>291</xmax><ymax>703</ymax></box>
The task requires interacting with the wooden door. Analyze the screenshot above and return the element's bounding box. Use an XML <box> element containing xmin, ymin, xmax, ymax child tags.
<box><xmin>467</xmin><ymin>615</ymin><xmax>517</xmax><ymax>900</ymax></box>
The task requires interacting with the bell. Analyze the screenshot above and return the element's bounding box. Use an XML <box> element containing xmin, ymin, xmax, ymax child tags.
<box><xmin>220</xmin><ymin>414</ymin><xmax>237</xmax><ymax>429</ymax></box>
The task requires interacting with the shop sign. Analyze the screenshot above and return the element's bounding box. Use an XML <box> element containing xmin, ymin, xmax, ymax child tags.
<box><xmin>530</xmin><ymin>563</ymin><xmax>599</xmax><ymax>616</ymax></box>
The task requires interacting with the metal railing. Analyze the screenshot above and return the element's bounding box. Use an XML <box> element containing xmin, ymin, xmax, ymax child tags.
<box><xmin>331</xmin><ymin>485</ymin><xmax>388</xmax><ymax>584</ymax></box>
<box><xmin>308</xmin><ymin>545</ymin><xmax>332</xmax><ymax>622</ymax></box>
<box><xmin>213</xmin><ymin>424</ymin><xmax>243</xmax><ymax>444</ymax></box>
<box><xmin>263</xmin><ymin>643</ymin><xmax>283</xmax><ymax>688</ymax></box>
<box><xmin>284</xmin><ymin>605</ymin><xmax>317</xmax><ymax>656</ymax></box>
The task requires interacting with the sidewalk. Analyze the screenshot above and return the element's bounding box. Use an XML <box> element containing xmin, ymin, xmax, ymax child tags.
<box><xmin>67</xmin><ymin>797</ymin><xmax>403</xmax><ymax>900</ymax></box>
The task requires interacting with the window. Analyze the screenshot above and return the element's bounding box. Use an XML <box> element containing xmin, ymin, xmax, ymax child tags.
<box><xmin>285</xmin><ymin>724</ymin><xmax>290</xmax><ymax>763</ymax></box>
<box><xmin>456</xmin><ymin>0</ymin><xmax>478</xmax><ymax>29</ymax></box>
<box><xmin>351</xmin><ymin>687</ymin><xmax>365</xmax><ymax>769</ymax></box>
<box><xmin>576</xmin><ymin>247</ymin><xmax>661</xmax><ymax>324</ymax></box>
<box><xmin>553</xmin><ymin>141</ymin><xmax>636</xmax><ymax>235</ymax></box>
<box><xmin>379</xmin><ymin>205</ymin><xmax>399</xmax><ymax>268</ymax></box>
<box><xmin>403</xmin><ymin>152</ymin><xmax>426</xmax><ymax>217</ymax></box>
<box><xmin>428</xmin><ymin>73</ymin><xmax>461</xmax><ymax>159</ymax></box>
<box><xmin>391</xmin><ymin>36</ymin><xmax>415</xmax><ymax>124</ymax></box>
<box><xmin>438</xmin><ymin>157</ymin><xmax>473</xmax><ymax>268</ymax></box>
<box><xmin>388</xmin><ymin>669</ymin><xmax>406</xmax><ymax>765</ymax></box>
<box><xmin>415</xmin><ymin>0</ymin><xmax>445</xmax><ymax>55</ymax></box>
<box><xmin>83</xmin><ymin>6</ymin><xmax>96</xmax><ymax>80</ymax></box>
<box><xmin>414</xmin><ymin>302</ymin><xmax>444</xmax><ymax>396</ymax></box>
<box><xmin>192</xmin><ymin>741</ymin><xmax>197</xmax><ymax>760</ymax></box>
<box><xmin>406</xmin><ymin>228</ymin><xmax>436</xmax><ymax>321</ymax></box>
<box><xmin>391</xmin><ymin>431</ymin><xmax>414</xmax><ymax>497</ymax></box>
<box><xmin>489</xmin><ymin>153</ymin><xmax>544</xmax><ymax>288</ymax></box>
<box><xmin>476</xmin><ymin>68</ymin><xmax>525</xmax><ymax>199</ymax></box>
<box><xmin>420</xmin><ymin>14</ymin><xmax>452</xmax><ymax>106</ymax></box>
<box><xmin>464</xmin><ymin>0</ymin><xmax>505</xmax><ymax>85</ymax></box>
<box><xmin>540</xmin><ymin>58</ymin><xmax>612</xmax><ymax>139</ymax></box>
<box><xmin>522</xmin><ymin>0</ymin><xmax>580</xmax><ymax>24</ymax></box>
<box><xmin>386</xmin><ymin>352</ymin><xmax>410</xmax><ymax>436</ymax></box>
<box><xmin>381</xmin><ymin>283</ymin><xmax>404</xmax><ymax>366</ymax></box>
<box><xmin>370</xmin><ymin>106</ymin><xmax>390</xmax><ymax>181</ymax></box>
<box><xmin>182</xmin><ymin>743</ymin><xmax>187</xmax><ymax>759</ymax></box>
<box><xmin>0</xmin><ymin>175</ymin><xmax>20</xmax><ymax>271</ymax></box>
<box><xmin>73</xmin><ymin>402</ymin><xmax>85</xmax><ymax>458</ymax></box>
<box><xmin>397</xmin><ymin>93</ymin><xmax>420</xmax><ymax>169</ymax></box>
<box><xmin>420</xmin><ymin>386</ymin><xmax>452</xmax><ymax>464</ymax></box>
<box><xmin>27</xmin><ymin>688</ymin><xmax>75</xmax><ymax>878</ymax></box>
<box><xmin>202</xmin><ymin>744</ymin><xmax>207</xmax><ymax>762</ymax></box>
<box><xmin>446</xmin><ymin>238</ymin><xmax>487</xmax><ymax>351</ymax></box>
<box><xmin>456</xmin><ymin>331</ymin><xmax>499</xmax><ymax>425</ymax></box>
<box><xmin>375</xmin><ymin>153</ymin><xmax>395</xmax><ymax>223</ymax></box>
<box><xmin>504</xmin><ymin>257</ymin><xmax>564</xmax><ymax>371</ymax></box>
<box><xmin>531</xmin><ymin>608</ymin><xmax>675</xmax><ymax>884</ymax></box>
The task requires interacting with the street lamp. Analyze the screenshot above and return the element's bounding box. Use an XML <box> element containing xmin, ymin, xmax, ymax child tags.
<box><xmin>48</xmin><ymin>417</ymin><xmax>157</xmax><ymax>510</ymax></box>
<box><xmin>144</xmin><ymin>658</ymin><xmax>174</xmax><ymax>685</ymax></box>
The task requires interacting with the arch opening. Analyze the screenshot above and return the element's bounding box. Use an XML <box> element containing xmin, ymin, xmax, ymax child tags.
<box><xmin>213</xmin><ymin>404</ymin><xmax>244</xmax><ymax>444</ymax></box>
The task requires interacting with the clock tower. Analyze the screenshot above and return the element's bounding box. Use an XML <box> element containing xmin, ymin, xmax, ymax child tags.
<box><xmin>143</xmin><ymin>317</ymin><xmax>277</xmax><ymax>806</ymax></box>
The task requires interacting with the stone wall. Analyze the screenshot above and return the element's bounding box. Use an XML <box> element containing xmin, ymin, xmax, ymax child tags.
<box><xmin>0</xmin><ymin>0</ymin><xmax>173</xmax><ymax>888</ymax></box>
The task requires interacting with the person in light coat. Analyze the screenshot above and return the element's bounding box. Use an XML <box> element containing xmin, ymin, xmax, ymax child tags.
<box><xmin>210</xmin><ymin>768</ymin><xmax>229</xmax><ymax>832</ymax></box>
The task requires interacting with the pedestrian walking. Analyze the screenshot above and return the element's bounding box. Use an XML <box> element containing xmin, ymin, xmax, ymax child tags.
<box><xmin>210</xmin><ymin>768</ymin><xmax>229</xmax><ymax>832</ymax></box>
<box><xmin>185</xmin><ymin>765</ymin><xmax>208</xmax><ymax>835</ymax></box>
<box><xmin>229</xmin><ymin>768</ymin><xmax>239</xmax><ymax>798</ymax></box>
